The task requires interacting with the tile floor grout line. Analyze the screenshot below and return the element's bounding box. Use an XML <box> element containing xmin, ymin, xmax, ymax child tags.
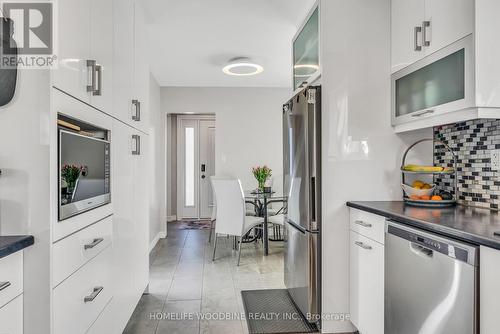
<box><xmin>154</xmin><ymin>223</ymin><xmax>187</xmax><ymax>334</ymax></box>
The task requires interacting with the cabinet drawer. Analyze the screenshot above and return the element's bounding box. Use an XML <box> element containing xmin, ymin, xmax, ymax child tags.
<box><xmin>350</xmin><ymin>231</ymin><xmax>384</xmax><ymax>334</ymax></box>
<box><xmin>53</xmin><ymin>246</ymin><xmax>113</xmax><ymax>334</ymax></box>
<box><xmin>350</xmin><ymin>209</ymin><xmax>386</xmax><ymax>244</ymax></box>
<box><xmin>0</xmin><ymin>294</ymin><xmax>23</xmax><ymax>334</ymax></box>
<box><xmin>0</xmin><ymin>252</ymin><xmax>23</xmax><ymax>308</ymax></box>
<box><xmin>53</xmin><ymin>216</ymin><xmax>112</xmax><ymax>287</ymax></box>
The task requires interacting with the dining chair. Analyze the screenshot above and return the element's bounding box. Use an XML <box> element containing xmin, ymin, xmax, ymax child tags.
<box><xmin>208</xmin><ymin>203</ymin><xmax>216</xmax><ymax>244</ymax></box>
<box><xmin>210</xmin><ymin>176</ymin><xmax>264</xmax><ymax>265</ymax></box>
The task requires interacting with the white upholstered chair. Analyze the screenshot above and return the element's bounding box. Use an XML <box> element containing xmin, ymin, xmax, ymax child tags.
<box><xmin>210</xmin><ymin>177</ymin><xmax>264</xmax><ymax>265</ymax></box>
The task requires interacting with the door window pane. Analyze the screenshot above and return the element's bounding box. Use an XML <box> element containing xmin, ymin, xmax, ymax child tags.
<box><xmin>396</xmin><ymin>49</ymin><xmax>465</xmax><ymax>117</ymax></box>
<box><xmin>185</xmin><ymin>127</ymin><xmax>195</xmax><ymax>207</ymax></box>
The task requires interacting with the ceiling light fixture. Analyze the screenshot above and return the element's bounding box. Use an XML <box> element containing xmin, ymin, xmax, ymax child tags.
<box><xmin>222</xmin><ymin>57</ymin><xmax>264</xmax><ymax>76</ymax></box>
<box><xmin>294</xmin><ymin>64</ymin><xmax>320</xmax><ymax>77</ymax></box>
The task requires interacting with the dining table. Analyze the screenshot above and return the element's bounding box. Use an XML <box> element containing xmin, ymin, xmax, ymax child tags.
<box><xmin>244</xmin><ymin>190</ymin><xmax>286</xmax><ymax>256</ymax></box>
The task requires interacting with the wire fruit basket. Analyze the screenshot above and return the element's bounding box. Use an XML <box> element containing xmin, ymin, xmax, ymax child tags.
<box><xmin>401</xmin><ymin>138</ymin><xmax>457</xmax><ymax>208</ymax></box>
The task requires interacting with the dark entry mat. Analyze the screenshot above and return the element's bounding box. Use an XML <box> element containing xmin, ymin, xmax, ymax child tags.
<box><xmin>241</xmin><ymin>289</ymin><xmax>318</xmax><ymax>334</ymax></box>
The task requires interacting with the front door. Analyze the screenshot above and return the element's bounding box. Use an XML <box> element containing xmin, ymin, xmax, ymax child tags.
<box><xmin>177</xmin><ymin>116</ymin><xmax>215</xmax><ymax>219</ymax></box>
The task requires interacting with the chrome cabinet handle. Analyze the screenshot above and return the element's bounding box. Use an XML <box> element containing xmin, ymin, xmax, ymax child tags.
<box><xmin>84</xmin><ymin>286</ymin><xmax>103</xmax><ymax>303</ymax></box>
<box><xmin>132</xmin><ymin>134</ymin><xmax>141</xmax><ymax>155</ymax></box>
<box><xmin>92</xmin><ymin>64</ymin><xmax>102</xmax><ymax>96</ymax></box>
<box><xmin>414</xmin><ymin>26</ymin><xmax>422</xmax><ymax>51</ymax></box>
<box><xmin>0</xmin><ymin>282</ymin><xmax>11</xmax><ymax>292</ymax></box>
<box><xmin>84</xmin><ymin>237</ymin><xmax>104</xmax><ymax>250</ymax></box>
<box><xmin>354</xmin><ymin>220</ymin><xmax>372</xmax><ymax>228</ymax></box>
<box><xmin>86</xmin><ymin>60</ymin><xmax>97</xmax><ymax>93</ymax></box>
<box><xmin>132</xmin><ymin>99</ymin><xmax>141</xmax><ymax>121</ymax></box>
<box><xmin>355</xmin><ymin>241</ymin><xmax>372</xmax><ymax>250</ymax></box>
<box><xmin>422</xmin><ymin>21</ymin><xmax>431</xmax><ymax>47</ymax></box>
<box><xmin>411</xmin><ymin>109</ymin><xmax>435</xmax><ymax>118</ymax></box>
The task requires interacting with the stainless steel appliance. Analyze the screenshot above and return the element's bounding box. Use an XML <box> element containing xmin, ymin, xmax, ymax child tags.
<box><xmin>385</xmin><ymin>221</ymin><xmax>478</xmax><ymax>334</ymax></box>
<box><xmin>58</xmin><ymin>129</ymin><xmax>111</xmax><ymax>220</ymax></box>
<box><xmin>283</xmin><ymin>86</ymin><xmax>321</xmax><ymax>323</ymax></box>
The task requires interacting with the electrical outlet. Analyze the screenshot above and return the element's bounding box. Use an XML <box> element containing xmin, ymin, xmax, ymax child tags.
<box><xmin>491</xmin><ymin>150</ymin><xmax>500</xmax><ymax>171</ymax></box>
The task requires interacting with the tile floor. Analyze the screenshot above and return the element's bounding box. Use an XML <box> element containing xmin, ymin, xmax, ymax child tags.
<box><xmin>123</xmin><ymin>222</ymin><xmax>285</xmax><ymax>334</ymax></box>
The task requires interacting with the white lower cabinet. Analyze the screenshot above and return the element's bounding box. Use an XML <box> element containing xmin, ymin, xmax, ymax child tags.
<box><xmin>480</xmin><ymin>245</ymin><xmax>500</xmax><ymax>334</ymax></box>
<box><xmin>53</xmin><ymin>246</ymin><xmax>113</xmax><ymax>334</ymax></box>
<box><xmin>0</xmin><ymin>294</ymin><xmax>23</xmax><ymax>334</ymax></box>
<box><xmin>0</xmin><ymin>252</ymin><xmax>24</xmax><ymax>334</ymax></box>
<box><xmin>349</xmin><ymin>209</ymin><xmax>384</xmax><ymax>334</ymax></box>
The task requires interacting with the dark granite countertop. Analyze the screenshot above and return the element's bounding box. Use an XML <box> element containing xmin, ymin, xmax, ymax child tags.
<box><xmin>346</xmin><ymin>201</ymin><xmax>500</xmax><ymax>250</ymax></box>
<box><xmin>0</xmin><ymin>235</ymin><xmax>34</xmax><ymax>259</ymax></box>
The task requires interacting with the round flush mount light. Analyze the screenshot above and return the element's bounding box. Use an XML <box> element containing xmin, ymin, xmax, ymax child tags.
<box><xmin>222</xmin><ymin>57</ymin><xmax>264</xmax><ymax>76</ymax></box>
<box><xmin>294</xmin><ymin>64</ymin><xmax>320</xmax><ymax>77</ymax></box>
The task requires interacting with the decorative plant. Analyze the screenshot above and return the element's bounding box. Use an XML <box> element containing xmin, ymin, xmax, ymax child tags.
<box><xmin>61</xmin><ymin>164</ymin><xmax>82</xmax><ymax>190</ymax></box>
<box><xmin>252</xmin><ymin>166</ymin><xmax>272</xmax><ymax>191</ymax></box>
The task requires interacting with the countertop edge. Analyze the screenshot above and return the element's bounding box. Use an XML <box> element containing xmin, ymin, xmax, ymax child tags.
<box><xmin>346</xmin><ymin>201</ymin><xmax>500</xmax><ymax>250</ymax></box>
<box><xmin>0</xmin><ymin>235</ymin><xmax>35</xmax><ymax>259</ymax></box>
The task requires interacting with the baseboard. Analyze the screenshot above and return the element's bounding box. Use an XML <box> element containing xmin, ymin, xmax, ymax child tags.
<box><xmin>167</xmin><ymin>215</ymin><xmax>177</xmax><ymax>222</ymax></box>
<box><xmin>149</xmin><ymin>230</ymin><xmax>167</xmax><ymax>252</ymax></box>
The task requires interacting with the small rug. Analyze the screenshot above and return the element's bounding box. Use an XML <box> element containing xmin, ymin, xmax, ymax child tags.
<box><xmin>177</xmin><ymin>220</ymin><xmax>212</xmax><ymax>230</ymax></box>
<box><xmin>241</xmin><ymin>289</ymin><xmax>318</xmax><ymax>334</ymax></box>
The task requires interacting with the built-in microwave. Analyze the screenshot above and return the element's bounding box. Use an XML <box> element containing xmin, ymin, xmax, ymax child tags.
<box><xmin>391</xmin><ymin>34</ymin><xmax>474</xmax><ymax>126</ymax></box>
<box><xmin>58</xmin><ymin>129</ymin><xmax>111</xmax><ymax>220</ymax></box>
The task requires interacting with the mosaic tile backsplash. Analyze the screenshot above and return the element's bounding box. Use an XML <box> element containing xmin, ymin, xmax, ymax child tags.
<box><xmin>434</xmin><ymin>119</ymin><xmax>500</xmax><ymax>210</ymax></box>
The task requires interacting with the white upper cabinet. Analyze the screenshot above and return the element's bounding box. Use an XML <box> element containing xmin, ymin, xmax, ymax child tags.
<box><xmin>391</xmin><ymin>0</ymin><xmax>425</xmax><ymax>73</ymax></box>
<box><xmin>132</xmin><ymin>2</ymin><xmax>150</xmax><ymax>133</ymax></box>
<box><xmin>112</xmin><ymin>0</ymin><xmax>135</xmax><ymax>127</ymax></box>
<box><xmin>293</xmin><ymin>6</ymin><xmax>320</xmax><ymax>91</ymax></box>
<box><xmin>424</xmin><ymin>0</ymin><xmax>474</xmax><ymax>55</ymax></box>
<box><xmin>112</xmin><ymin>0</ymin><xmax>149</xmax><ymax>133</ymax></box>
<box><xmin>391</xmin><ymin>0</ymin><xmax>473</xmax><ymax>73</ymax></box>
<box><xmin>53</xmin><ymin>0</ymin><xmax>91</xmax><ymax>102</ymax></box>
<box><xmin>89</xmin><ymin>0</ymin><xmax>113</xmax><ymax>112</ymax></box>
<box><xmin>53</xmin><ymin>0</ymin><xmax>113</xmax><ymax>111</ymax></box>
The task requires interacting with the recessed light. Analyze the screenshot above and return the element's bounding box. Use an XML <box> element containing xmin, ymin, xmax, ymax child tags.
<box><xmin>294</xmin><ymin>64</ymin><xmax>319</xmax><ymax>77</ymax></box>
<box><xmin>222</xmin><ymin>58</ymin><xmax>264</xmax><ymax>76</ymax></box>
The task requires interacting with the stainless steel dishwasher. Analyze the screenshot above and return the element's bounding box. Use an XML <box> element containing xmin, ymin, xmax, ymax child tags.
<box><xmin>385</xmin><ymin>221</ymin><xmax>478</xmax><ymax>334</ymax></box>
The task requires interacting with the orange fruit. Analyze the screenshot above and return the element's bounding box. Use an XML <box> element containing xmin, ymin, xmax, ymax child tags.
<box><xmin>410</xmin><ymin>195</ymin><xmax>420</xmax><ymax>200</ymax></box>
<box><xmin>431</xmin><ymin>195</ymin><xmax>443</xmax><ymax>201</ymax></box>
<box><xmin>420</xmin><ymin>195</ymin><xmax>431</xmax><ymax>200</ymax></box>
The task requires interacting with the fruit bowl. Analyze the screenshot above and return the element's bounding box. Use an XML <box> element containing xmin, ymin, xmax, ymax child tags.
<box><xmin>401</xmin><ymin>183</ymin><xmax>435</xmax><ymax>197</ymax></box>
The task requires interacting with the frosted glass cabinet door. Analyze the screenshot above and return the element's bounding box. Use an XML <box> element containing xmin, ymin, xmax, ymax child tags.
<box><xmin>391</xmin><ymin>33</ymin><xmax>474</xmax><ymax>127</ymax></box>
<box><xmin>293</xmin><ymin>7</ymin><xmax>319</xmax><ymax>90</ymax></box>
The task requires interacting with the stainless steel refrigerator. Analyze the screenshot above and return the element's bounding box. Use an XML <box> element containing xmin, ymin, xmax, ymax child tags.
<box><xmin>283</xmin><ymin>85</ymin><xmax>321</xmax><ymax>323</ymax></box>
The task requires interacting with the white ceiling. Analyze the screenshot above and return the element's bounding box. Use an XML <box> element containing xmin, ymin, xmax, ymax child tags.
<box><xmin>139</xmin><ymin>0</ymin><xmax>316</xmax><ymax>87</ymax></box>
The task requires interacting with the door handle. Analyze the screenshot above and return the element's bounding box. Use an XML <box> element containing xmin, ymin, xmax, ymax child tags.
<box><xmin>84</xmin><ymin>286</ymin><xmax>104</xmax><ymax>303</ymax></box>
<box><xmin>86</xmin><ymin>60</ymin><xmax>97</xmax><ymax>93</ymax></box>
<box><xmin>414</xmin><ymin>26</ymin><xmax>422</xmax><ymax>51</ymax></box>
<box><xmin>84</xmin><ymin>237</ymin><xmax>104</xmax><ymax>250</ymax></box>
<box><xmin>410</xmin><ymin>242</ymin><xmax>433</xmax><ymax>258</ymax></box>
<box><xmin>201</xmin><ymin>175</ymin><xmax>206</xmax><ymax>179</ymax></box>
<box><xmin>132</xmin><ymin>134</ymin><xmax>141</xmax><ymax>155</ymax></box>
<box><xmin>132</xmin><ymin>99</ymin><xmax>141</xmax><ymax>121</ymax></box>
<box><xmin>422</xmin><ymin>21</ymin><xmax>431</xmax><ymax>47</ymax></box>
<box><xmin>0</xmin><ymin>281</ymin><xmax>11</xmax><ymax>292</ymax></box>
<box><xmin>354</xmin><ymin>241</ymin><xmax>372</xmax><ymax>250</ymax></box>
<box><xmin>411</xmin><ymin>109</ymin><xmax>435</xmax><ymax>118</ymax></box>
<box><xmin>354</xmin><ymin>220</ymin><xmax>372</xmax><ymax>228</ymax></box>
<box><xmin>92</xmin><ymin>64</ymin><xmax>102</xmax><ymax>96</ymax></box>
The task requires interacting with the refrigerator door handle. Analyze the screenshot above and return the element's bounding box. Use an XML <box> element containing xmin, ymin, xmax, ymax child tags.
<box><xmin>310</xmin><ymin>176</ymin><xmax>316</xmax><ymax>223</ymax></box>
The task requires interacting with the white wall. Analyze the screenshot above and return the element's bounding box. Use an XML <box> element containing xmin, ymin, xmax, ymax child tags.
<box><xmin>148</xmin><ymin>74</ymin><xmax>167</xmax><ymax>244</ymax></box>
<box><xmin>319</xmin><ymin>0</ymin><xmax>432</xmax><ymax>332</ymax></box>
<box><xmin>161</xmin><ymin>87</ymin><xmax>289</xmax><ymax>193</ymax></box>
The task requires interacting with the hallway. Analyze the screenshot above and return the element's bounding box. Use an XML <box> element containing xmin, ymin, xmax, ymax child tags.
<box><xmin>124</xmin><ymin>223</ymin><xmax>285</xmax><ymax>334</ymax></box>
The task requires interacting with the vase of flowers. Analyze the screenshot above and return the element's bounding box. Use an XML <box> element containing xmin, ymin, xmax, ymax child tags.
<box><xmin>252</xmin><ymin>166</ymin><xmax>272</xmax><ymax>192</ymax></box>
<box><xmin>61</xmin><ymin>164</ymin><xmax>82</xmax><ymax>194</ymax></box>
